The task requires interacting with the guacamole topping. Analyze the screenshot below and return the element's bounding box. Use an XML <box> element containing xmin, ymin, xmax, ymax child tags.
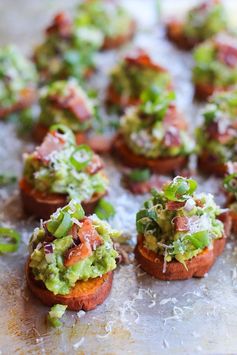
<box><xmin>109</xmin><ymin>50</ymin><xmax>172</xmax><ymax>106</ymax></box>
<box><xmin>0</xmin><ymin>45</ymin><xmax>37</xmax><ymax>110</ymax></box>
<box><xmin>47</xmin><ymin>304</ymin><xmax>67</xmax><ymax>327</ymax></box>
<box><xmin>23</xmin><ymin>126</ymin><xmax>108</xmax><ymax>202</ymax></box>
<box><xmin>183</xmin><ymin>0</ymin><xmax>227</xmax><ymax>41</ymax></box>
<box><xmin>196</xmin><ymin>89</ymin><xmax>237</xmax><ymax>163</ymax></box>
<box><xmin>34</xmin><ymin>12</ymin><xmax>103</xmax><ymax>83</ymax></box>
<box><xmin>193</xmin><ymin>33</ymin><xmax>237</xmax><ymax>87</ymax></box>
<box><xmin>75</xmin><ymin>0</ymin><xmax>134</xmax><ymax>43</ymax></box>
<box><xmin>39</xmin><ymin>79</ymin><xmax>94</xmax><ymax>132</ymax></box>
<box><xmin>120</xmin><ymin>86</ymin><xmax>194</xmax><ymax>158</ymax></box>
<box><xmin>136</xmin><ymin>176</ymin><xmax>224</xmax><ymax>265</ymax></box>
<box><xmin>29</xmin><ymin>200</ymin><xmax>119</xmax><ymax>295</ymax></box>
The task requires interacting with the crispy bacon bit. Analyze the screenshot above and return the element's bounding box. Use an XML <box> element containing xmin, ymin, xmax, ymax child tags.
<box><xmin>50</xmin><ymin>87</ymin><xmax>91</xmax><ymax>122</ymax></box>
<box><xmin>46</xmin><ymin>12</ymin><xmax>72</xmax><ymax>37</ymax></box>
<box><xmin>163</xmin><ymin>105</ymin><xmax>187</xmax><ymax>130</ymax></box>
<box><xmin>125</xmin><ymin>49</ymin><xmax>166</xmax><ymax>72</ymax></box>
<box><xmin>78</xmin><ymin>218</ymin><xmax>103</xmax><ymax>250</ymax></box>
<box><xmin>173</xmin><ymin>216</ymin><xmax>190</xmax><ymax>232</ymax></box>
<box><xmin>166</xmin><ymin>201</ymin><xmax>186</xmax><ymax>210</ymax></box>
<box><xmin>85</xmin><ymin>154</ymin><xmax>104</xmax><ymax>175</ymax></box>
<box><xmin>163</xmin><ymin>128</ymin><xmax>181</xmax><ymax>148</ymax></box>
<box><xmin>64</xmin><ymin>242</ymin><xmax>92</xmax><ymax>267</ymax></box>
<box><xmin>125</xmin><ymin>175</ymin><xmax>167</xmax><ymax>195</ymax></box>
<box><xmin>195</xmin><ymin>199</ymin><xmax>204</xmax><ymax>208</ymax></box>
<box><xmin>87</xmin><ymin>135</ymin><xmax>113</xmax><ymax>154</ymax></box>
<box><xmin>36</xmin><ymin>132</ymin><xmax>65</xmax><ymax>162</ymax></box>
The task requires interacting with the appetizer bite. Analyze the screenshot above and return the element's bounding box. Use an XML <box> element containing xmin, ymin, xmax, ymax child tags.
<box><xmin>223</xmin><ymin>162</ymin><xmax>237</xmax><ymax>233</ymax></box>
<box><xmin>135</xmin><ymin>176</ymin><xmax>229</xmax><ymax>280</ymax></box>
<box><xmin>34</xmin><ymin>79</ymin><xmax>94</xmax><ymax>143</ymax></box>
<box><xmin>33</xmin><ymin>12</ymin><xmax>102</xmax><ymax>83</ymax></box>
<box><xmin>113</xmin><ymin>86</ymin><xmax>194</xmax><ymax>174</ymax></box>
<box><xmin>166</xmin><ymin>0</ymin><xmax>228</xmax><ymax>50</ymax></box>
<box><xmin>106</xmin><ymin>49</ymin><xmax>173</xmax><ymax>110</ymax></box>
<box><xmin>26</xmin><ymin>200</ymin><xmax>119</xmax><ymax>311</ymax></box>
<box><xmin>0</xmin><ymin>45</ymin><xmax>37</xmax><ymax>118</ymax></box>
<box><xmin>75</xmin><ymin>0</ymin><xmax>136</xmax><ymax>50</ymax></box>
<box><xmin>20</xmin><ymin>126</ymin><xmax>108</xmax><ymax>219</ymax></box>
<box><xmin>197</xmin><ymin>89</ymin><xmax>237</xmax><ymax>176</ymax></box>
<box><xmin>193</xmin><ymin>33</ymin><xmax>237</xmax><ymax>100</ymax></box>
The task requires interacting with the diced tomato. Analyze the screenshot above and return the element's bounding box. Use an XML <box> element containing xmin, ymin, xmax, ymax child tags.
<box><xmin>78</xmin><ymin>218</ymin><xmax>103</xmax><ymax>250</ymax></box>
<box><xmin>85</xmin><ymin>154</ymin><xmax>104</xmax><ymax>175</ymax></box>
<box><xmin>46</xmin><ymin>12</ymin><xmax>72</xmax><ymax>37</ymax></box>
<box><xmin>36</xmin><ymin>132</ymin><xmax>65</xmax><ymax>162</ymax></box>
<box><xmin>166</xmin><ymin>201</ymin><xmax>185</xmax><ymax>210</ymax></box>
<box><xmin>173</xmin><ymin>216</ymin><xmax>190</xmax><ymax>232</ymax></box>
<box><xmin>64</xmin><ymin>242</ymin><xmax>92</xmax><ymax>267</ymax></box>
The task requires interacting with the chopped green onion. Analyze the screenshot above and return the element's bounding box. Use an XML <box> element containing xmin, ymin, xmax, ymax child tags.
<box><xmin>49</xmin><ymin>124</ymin><xmax>75</xmax><ymax>143</ymax></box>
<box><xmin>70</xmin><ymin>145</ymin><xmax>93</xmax><ymax>171</ymax></box>
<box><xmin>128</xmin><ymin>169</ymin><xmax>151</xmax><ymax>183</ymax></box>
<box><xmin>164</xmin><ymin>177</ymin><xmax>197</xmax><ymax>202</ymax></box>
<box><xmin>95</xmin><ymin>199</ymin><xmax>116</xmax><ymax>220</ymax></box>
<box><xmin>54</xmin><ymin>212</ymin><xmax>73</xmax><ymax>238</ymax></box>
<box><xmin>0</xmin><ymin>227</ymin><xmax>20</xmax><ymax>253</ymax></box>
<box><xmin>0</xmin><ymin>174</ymin><xmax>17</xmax><ymax>186</ymax></box>
<box><xmin>224</xmin><ymin>173</ymin><xmax>237</xmax><ymax>194</ymax></box>
<box><xmin>186</xmin><ymin>231</ymin><xmax>210</xmax><ymax>249</ymax></box>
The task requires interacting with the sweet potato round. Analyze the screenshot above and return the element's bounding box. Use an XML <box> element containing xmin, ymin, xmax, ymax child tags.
<box><xmin>198</xmin><ymin>152</ymin><xmax>227</xmax><ymax>177</ymax></box>
<box><xmin>102</xmin><ymin>20</ymin><xmax>136</xmax><ymax>50</ymax></box>
<box><xmin>135</xmin><ymin>234</ymin><xmax>226</xmax><ymax>281</ymax></box>
<box><xmin>20</xmin><ymin>179</ymin><xmax>105</xmax><ymax>219</ymax></box>
<box><xmin>26</xmin><ymin>262</ymin><xmax>113</xmax><ymax>311</ymax></box>
<box><xmin>166</xmin><ymin>20</ymin><xmax>197</xmax><ymax>50</ymax></box>
<box><xmin>0</xmin><ymin>87</ymin><xmax>37</xmax><ymax>119</ymax></box>
<box><xmin>112</xmin><ymin>134</ymin><xmax>188</xmax><ymax>174</ymax></box>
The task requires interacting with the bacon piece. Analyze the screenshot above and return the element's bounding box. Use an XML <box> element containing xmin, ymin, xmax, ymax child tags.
<box><xmin>163</xmin><ymin>128</ymin><xmax>181</xmax><ymax>148</ymax></box>
<box><xmin>207</xmin><ymin>121</ymin><xmax>234</xmax><ymax>144</ymax></box>
<box><xmin>36</xmin><ymin>132</ymin><xmax>65</xmax><ymax>162</ymax></box>
<box><xmin>64</xmin><ymin>242</ymin><xmax>92</xmax><ymax>267</ymax></box>
<box><xmin>125</xmin><ymin>174</ymin><xmax>167</xmax><ymax>195</ymax></box>
<box><xmin>50</xmin><ymin>87</ymin><xmax>91</xmax><ymax>122</ymax></box>
<box><xmin>215</xmin><ymin>34</ymin><xmax>237</xmax><ymax>68</ymax></box>
<box><xmin>125</xmin><ymin>49</ymin><xmax>167</xmax><ymax>72</ymax></box>
<box><xmin>78</xmin><ymin>218</ymin><xmax>103</xmax><ymax>250</ymax></box>
<box><xmin>166</xmin><ymin>201</ymin><xmax>185</xmax><ymax>210</ymax></box>
<box><xmin>85</xmin><ymin>154</ymin><xmax>104</xmax><ymax>175</ymax></box>
<box><xmin>173</xmin><ymin>216</ymin><xmax>190</xmax><ymax>232</ymax></box>
<box><xmin>87</xmin><ymin>135</ymin><xmax>113</xmax><ymax>154</ymax></box>
<box><xmin>46</xmin><ymin>12</ymin><xmax>72</xmax><ymax>37</ymax></box>
<box><xmin>163</xmin><ymin>105</ymin><xmax>187</xmax><ymax>130</ymax></box>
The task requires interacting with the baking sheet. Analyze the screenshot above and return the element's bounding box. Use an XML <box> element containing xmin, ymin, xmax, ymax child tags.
<box><xmin>0</xmin><ymin>1</ymin><xmax>237</xmax><ymax>354</ymax></box>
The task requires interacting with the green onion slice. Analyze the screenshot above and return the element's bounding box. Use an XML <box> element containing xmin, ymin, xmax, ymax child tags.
<box><xmin>128</xmin><ymin>169</ymin><xmax>151</xmax><ymax>183</ymax></box>
<box><xmin>54</xmin><ymin>212</ymin><xmax>72</xmax><ymax>238</ymax></box>
<box><xmin>0</xmin><ymin>227</ymin><xmax>20</xmax><ymax>253</ymax></box>
<box><xmin>224</xmin><ymin>173</ymin><xmax>237</xmax><ymax>194</ymax></box>
<box><xmin>70</xmin><ymin>145</ymin><xmax>93</xmax><ymax>171</ymax></box>
<box><xmin>95</xmin><ymin>199</ymin><xmax>116</xmax><ymax>220</ymax></box>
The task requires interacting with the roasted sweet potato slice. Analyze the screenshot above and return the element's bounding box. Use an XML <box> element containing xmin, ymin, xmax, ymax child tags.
<box><xmin>112</xmin><ymin>134</ymin><xmax>188</xmax><ymax>174</ymax></box>
<box><xmin>20</xmin><ymin>179</ymin><xmax>106</xmax><ymax>219</ymax></box>
<box><xmin>198</xmin><ymin>152</ymin><xmax>227</xmax><ymax>177</ymax></box>
<box><xmin>26</xmin><ymin>261</ymin><xmax>113</xmax><ymax>311</ymax></box>
<box><xmin>166</xmin><ymin>20</ymin><xmax>198</xmax><ymax>50</ymax></box>
<box><xmin>135</xmin><ymin>234</ymin><xmax>226</xmax><ymax>281</ymax></box>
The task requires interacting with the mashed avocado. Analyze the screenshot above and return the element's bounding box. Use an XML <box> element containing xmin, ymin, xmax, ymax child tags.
<box><xmin>0</xmin><ymin>45</ymin><xmax>37</xmax><ymax>110</ymax></box>
<box><xmin>23</xmin><ymin>126</ymin><xmax>108</xmax><ymax>202</ymax></box>
<box><xmin>110</xmin><ymin>59</ymin><xmax>171</xmax><ymax>103</ymax></box>
<box><xmin>192</xmin><ymin>34</ymin><xmax>237</xmax><ymax>87</ymax></box>
<box><xmin>120</xmin><ymin>86</ymin><xmax>194</xmax><ymax>158</ymax></box>
<box><xmin>75</xmin><ymin>0</ymin><xmax>134</xmax><ymax>40</ymax></box>
<box><xmin>136</xmin><ymin>177</ymin><xmax>224</xmax><ymax>265</ymax></box>
<box><xmin>196</xmin><ymin>89</ymin><xmax>237</xmax><ymax>163</ymax></box>
<box><xmin>39</xmin><ymin>79</ymin><xmax>94</xmax><ymax>132</ymax></box>
<box><xmin>183</xmin><ymin>0</ymin><xmax>227</xmax><ymax>41</ymax></box>
<box><xmin>29</xmin><ymin>201</ymin><xmax>119</xmax><ymax>295</ymax></box>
